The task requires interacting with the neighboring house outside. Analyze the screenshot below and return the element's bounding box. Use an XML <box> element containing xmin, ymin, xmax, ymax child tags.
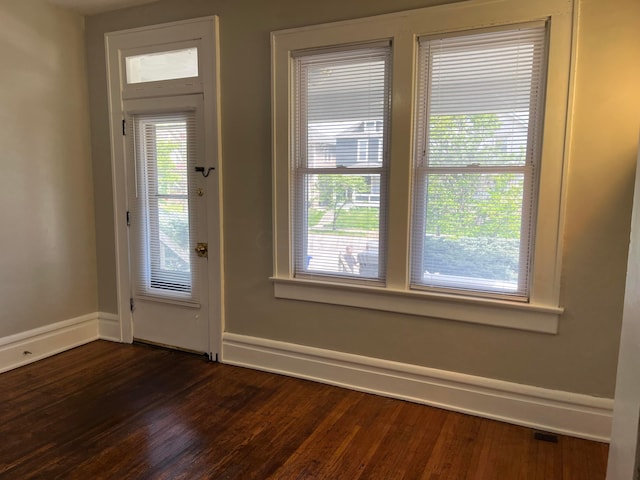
<box><xmin>307</xmin><ymin>119</ymin><xmax>383</xmax><ymax>207</ymax></box>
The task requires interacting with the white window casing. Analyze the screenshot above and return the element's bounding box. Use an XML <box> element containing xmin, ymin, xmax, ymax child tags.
<box><xmin>271</xmin><ymin>0</ymin><xmax>575</xmax><ymax>334</ymax></box>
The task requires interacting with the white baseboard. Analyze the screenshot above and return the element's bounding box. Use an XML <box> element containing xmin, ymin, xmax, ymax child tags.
<box><xmin>98</xmin><ymin>312</ymin><xmax>121</xmax><ymax>342</ymax></box>
<box><xmin>222</xmin><ymin>333</ymin><xmax>613</xmax><ymax>442</ymax></box>
<box><xmin>0</xmin><ymin>313</ymin><xmax>99</xmax><ymax>374</ymax></box>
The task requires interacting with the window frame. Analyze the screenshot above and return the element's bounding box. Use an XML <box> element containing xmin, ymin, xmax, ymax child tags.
<box><xmin>271</xmin><ymin>0</ymin><xmax>575</xmax><ymax>334</ymax></box>
<box><xmin>120</xmin><ymin>39</ymin><xmax>203</xmax><ymax>100</ymax></box>
<box><xmin>291</xmin><ymin>44</ymin><xmax>392</xmax><ymax>285</ymax></box>
<box><xmin>409</xmin><ymin>23</ymin><xmax>548</xmax><ymax>301</ymax></box>
<box><xmin>131</xmin><ymin>111</ymin><xmax>196</xmax><ymax>298</ymax></box>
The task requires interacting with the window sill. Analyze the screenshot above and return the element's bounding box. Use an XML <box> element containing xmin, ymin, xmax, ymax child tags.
<box><xmin>271</xmin><ymin>277</ymin><xmax>562</xmax><ymax>334</ymax></box>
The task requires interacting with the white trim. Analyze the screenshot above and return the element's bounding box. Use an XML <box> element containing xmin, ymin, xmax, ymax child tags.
<box><xmin>222</xmin><ymin>333</ymin><xmax>613</xmax><ymax>442</ymax></box>
<box><xmin>98</xmin><ymin>312</ymin><xmax>122</xmax><ymax>342</ymax></box>
<box><xmin>0</xmin><ymin>314</ymin><xmax>99</xmax><ymax>374</ymax></box>
<box><xmin>273</xmin><ymin>277</ymin><xmax>561</xmax><ymax>333</ymax></box>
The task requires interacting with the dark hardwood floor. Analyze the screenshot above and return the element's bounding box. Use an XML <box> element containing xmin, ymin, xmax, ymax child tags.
<box><xmin>0</xmin><ymin>341</ymin><xmax>608</xmax><ymax>479</ymax></box>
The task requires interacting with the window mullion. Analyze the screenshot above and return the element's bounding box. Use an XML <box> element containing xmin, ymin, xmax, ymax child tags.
<box><xmin>385</xmin><ymin>32</ymin><xmax>416</xmax><ymax>290</ymax></box>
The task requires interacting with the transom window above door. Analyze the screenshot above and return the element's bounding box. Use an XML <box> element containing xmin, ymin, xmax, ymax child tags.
<box><xmin>115</xmin><ymin>25</ymin><xmax>213</xmax><ymax>99</ymax></box>
<box><xmin>125</xmin><ymin>47</ymin><xmax>199</xmax><ymax>84</ymax></box>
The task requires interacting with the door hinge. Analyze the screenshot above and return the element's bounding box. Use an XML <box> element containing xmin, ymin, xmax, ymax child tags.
<box><xmin>130</xmin><ymin>297</ymin><xmax>135</xmax><ymax>312</ymax></box>
<box><xmin>122</xmin><ymin>119</ymin><xmax>126</xmax><ymax>136</ymax></box>
<box><xmin>126</xmin><ymin>210</ymin><xmax>130</xmax><ymax>226</ymax></box>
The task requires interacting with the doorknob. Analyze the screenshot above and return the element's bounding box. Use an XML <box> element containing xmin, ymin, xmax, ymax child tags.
<box><xmin>195</xmin><ymin>242</ymin><xmax>208</xmax><ymax>258</ymax></box>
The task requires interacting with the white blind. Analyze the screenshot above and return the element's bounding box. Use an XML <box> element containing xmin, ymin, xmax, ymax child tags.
<box><xmin>129</xmin><ymin>111</ymin><xmax>204</xmax><ymax>303</ymax></box>
<box><xmin>292</xmin><ymin>45</ymin><xmax>391</xmax><ymax>282</ymax></box>
<box><xmin>411</xmin><ymin>24</ymin><xmax>547</xmax><ymax>298</ymax></box>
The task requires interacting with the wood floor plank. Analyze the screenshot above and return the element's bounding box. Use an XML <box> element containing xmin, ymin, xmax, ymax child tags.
<box><xmin>561</xmin><ymin>435</ymin><xmax>609</xmax><ymax>480</ymax></box>
<box><xmin>0</xmin><ymin>341</ymin><xmax>609</xmax><ymax>479</ymax></box>
<box><xmin>420</xmin><ymin>412</ymin><xmax>484</xmax><ymax>479</ymax></box>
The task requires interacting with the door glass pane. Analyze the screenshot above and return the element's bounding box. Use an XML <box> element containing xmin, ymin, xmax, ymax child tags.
<box><xmin>132</xmin><ymin>113</ymin><xmax>197</xmax><ymax>299</ymax></box>
<box><xmin>126</xmin><ymin>48</ymin><xmax>198</xmax><ymax>84</ymax></box>
<box><xmin>157</xmin><ymin>198</ymin><xmax>190</xmax><ymax>275</ymax></box>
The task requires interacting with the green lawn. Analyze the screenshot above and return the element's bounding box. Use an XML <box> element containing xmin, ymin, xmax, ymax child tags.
<box><xmin>307</xmin><ymin>206</ymin><xmax>379</xmax><ymax>234</ymax></box>
<box><xmin>307</xmin><ymin>208</ymin><xmax>325</xmax><ymax>228</ymax></box>
<box><xmin>335</xmin><ymin>207</ymin><xmax>379</xmax><ymax>231</ymax></box>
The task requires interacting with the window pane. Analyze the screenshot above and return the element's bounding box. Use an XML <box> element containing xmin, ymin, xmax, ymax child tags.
<box><xmin>420</xmin><ymin>172</ymin><xmax>525</xmax><ymax>293</ymax></box>
<box><xmin>144</xmin><ymin>120</ymin><xmax>191</xmax><ymax>284</ymax></box>
<box><xmin>429</xmin><ymin>113</ymin><xmax>528</xmax><ymax>167</ymax></box>
<box><xmin>426</xmin><ymin>29</ymin><xmax>542</xmax><ymax>167</ymax></box>
<box><xmin>299</xmin><ymin>174</ymin><xmax>381</xmax><ymax>279</ymax></box>
<box><xmin>293</xmin><ymin>44</ymin><xmax>390</xmax><ymax>283</ymax></box>
<box><xmin>126</xmin><ymin>47</ymin><xmax>198</xmax><ymax>84</ymax></box>
<box><xmin>156</xmin><ymin>198</ymin><xmax>190</xmax><ymax>276</ymax></box>
<box><xmin>301</xmin><ymin>50</ymin><xmax>388</xmax><ymax>169</ymax></box>
<box><xmin>132</xmin><ymin>112</ymin><xmax>200</xmax><ymax>300</ymax></box>
<box><xmin>153</xmin><ymin>122</ymin><xmax>188</xmax><ymax>195</ymax></box>
<box><xmin>411</xmin><ymin>25</ymin><xmax>545</xmax><ymax>298</ymax></box>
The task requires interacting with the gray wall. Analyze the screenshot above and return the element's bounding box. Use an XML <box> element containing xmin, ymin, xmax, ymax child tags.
<box><xmin>85</xmin><ymin>0</ymin><xmax>640</xmax><ymax>398</ymax></box>
<box><xmin>0</xmin><ymin>0</ymin><xmax>97</xmax><ymax>337</ymax></box>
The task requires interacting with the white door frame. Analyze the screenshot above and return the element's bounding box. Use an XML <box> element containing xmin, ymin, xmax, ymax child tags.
<box><xmin>105</xmin><ymin>16</ymin><xmax>224</xmax><ymax>358</ymax></box>
<box><xmin>607</xmin><ymin>137</ymin><xmax>640</xmax><ymax>480</ymax></box>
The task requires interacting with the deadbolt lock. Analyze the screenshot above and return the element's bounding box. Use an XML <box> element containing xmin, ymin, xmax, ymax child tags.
<box><xmin>195</xmin><ymin>242</ymin><xmax>208</xmax><ymax>258</ymax></box>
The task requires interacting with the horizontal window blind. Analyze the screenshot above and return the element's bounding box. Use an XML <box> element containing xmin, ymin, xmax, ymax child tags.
<box><xmin>130</xmin><ymin>111</ymin><xmax>203</xmax><ymax>303</ymax></box>
<box><xmin>411</xmin><ymin>25</ymin><xmax>547</xmax><ymax>298</ymax></box>
<box><xmin>293</xmin><ymin>45</ymin><xmax>391</xmax><ymax>282</ymax></box>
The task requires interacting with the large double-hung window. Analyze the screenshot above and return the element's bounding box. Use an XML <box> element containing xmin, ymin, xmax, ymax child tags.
<box><xmin>272</xmin><ymin>0</ymin><xmax>574</xmax><ymax>333</ymax></box>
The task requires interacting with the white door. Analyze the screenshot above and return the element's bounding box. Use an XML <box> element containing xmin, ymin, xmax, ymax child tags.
<box><xmin>105</xmin><ymin>17</ymin><xmax>222</xmax><ymax>357</ymax></box>
<box><xmin>125</xmin><ymin>95</ymin><xmax>210</xmax><ymax>353</ymax></box>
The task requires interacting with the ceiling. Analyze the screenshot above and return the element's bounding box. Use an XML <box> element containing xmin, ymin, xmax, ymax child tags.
<box><xmin>47</xmin><ymin>0</ymin><xmax>159</xmax><ymax>15</ymax></box>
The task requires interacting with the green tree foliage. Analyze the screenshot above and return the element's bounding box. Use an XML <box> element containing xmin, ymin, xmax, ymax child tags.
<box><xmin>429</xmin><ymin>113</ymin><xmax>504</xmax><ymax>166</ymax></box>
<box><xmin>156</xmin><ymin>139</ymin><xmax>185</xmax><ymax>195</ymax></box>
<box><xmin>154</xmin><ymin>128</ymin><xmax>190</xmax><ymax>271</ymax></box>
<box><xmin>425</xmin><ymin>114</ymin><xmax>524</xmax><ymax>240</ymax></box>
<box><xmin>425</xmin><ymin>173</ymin><xmax>523</xmax><ymax>239</ymax></box>
<box><xmin>317</xmin><ymin>175</ymin><xmax>368</xmax><ymax>230</ymax></box>
<box><xmin>422</xmin><ymin>113</ymin><xmax>526</xmax><ymax>282</ymax></box>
